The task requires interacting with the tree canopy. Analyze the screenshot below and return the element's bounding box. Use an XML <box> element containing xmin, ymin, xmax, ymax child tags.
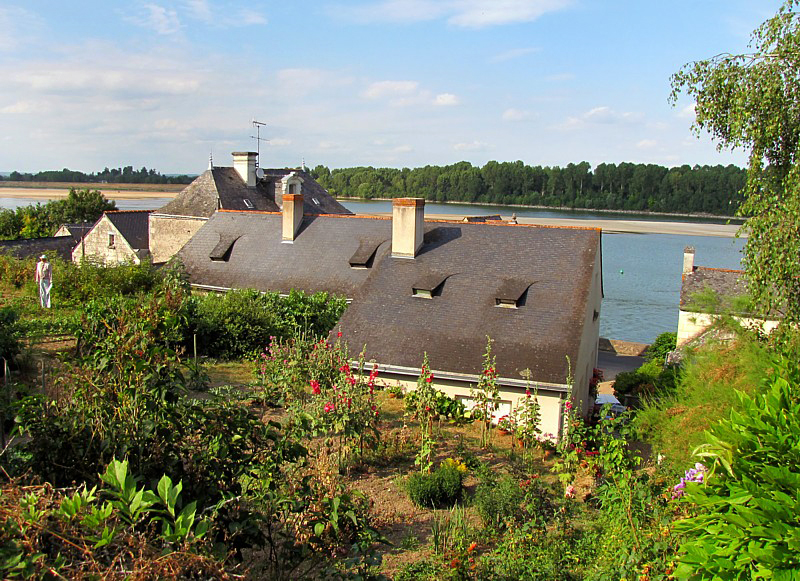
<box><xmin>310</xmin><ymin>161</ymin><xmax>746</xmax><ymax>216</ymax></box>
<box><xmin>671</xmin><ymin>0</ymin><xmax>800</xmax><ymax>326</ymax></box>
<box><xmin>0</xmin><ymin>188</ymin><xmax>115</xmax><ymax>240</ymax></box>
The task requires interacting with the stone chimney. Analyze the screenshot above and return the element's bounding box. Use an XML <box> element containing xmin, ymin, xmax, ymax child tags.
<box><xmin>392</xmin><ymin>198</ymin><xmax>425</xmax><ymax>258</ymax></box>
<box><xmin>232</xmin><ymin>151</ymin><xmax>257</xmax><ymax>187</ymax></box>
<box><xmin>682</xmin><ymin>246</ymin><xmax>696</xmax><ymax>275</ymax></box>
<box><xmin>282</xmin><ymin>192</ymin><xmax>304</xmax><ymax>242</ymax></box>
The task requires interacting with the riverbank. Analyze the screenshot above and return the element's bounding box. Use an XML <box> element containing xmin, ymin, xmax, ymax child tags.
<box><xmin>0</xmin><ymin>185</ymin><xmax>743</xmax><ymax>237</ymax></box>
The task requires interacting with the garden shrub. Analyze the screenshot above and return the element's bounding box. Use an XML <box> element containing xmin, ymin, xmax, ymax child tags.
<box><xmin>474</xmin><ymin>474</ymin><xmax>525</xmax><ymax>529</ymax></box>
<box><xmin>0</xmin><ymin>306</ymin><xmax>21</xmax><ymax>364</ymax></box>
<box><xmin>673</xmin><ymin>356</ymin><xmax>800</xmax><ymax>579</ymax></box>
<box><xmin>55</xmin><ymin>260</ymin><xmax>164</xmax><ymax>304</ymax></box>
<box><xmin>190</xmin><ymin>288</ymin><xmax>346</xmax><ymax>360</ymax></box>
<box><xmin>406</xmin><ymin>461</ymin><xmax>464</xmax><ymax>508</ymax></box>
<box><xmin>645</xmin><ymin>331</ymin><xmax>677</xmax><ymax>363</ymax></box>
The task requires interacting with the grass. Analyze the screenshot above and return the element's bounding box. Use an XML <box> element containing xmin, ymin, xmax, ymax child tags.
<box><xmin>635</xmin><ymin>331</ymin><xmax>774</xmax><ymax>471</ymax></box>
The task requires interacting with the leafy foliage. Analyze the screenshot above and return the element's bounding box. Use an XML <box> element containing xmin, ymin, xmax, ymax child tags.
<box><xmin>671</xmin><ymin>0</ymin><xmax>800</xmax><ymax>328</ymax></box>
<box><xmin>0</xmin><ymin>188</ymin><xmax>115</xmax><ymax>239</ymax></box>
<box><xmin>406</xmin><ymin>461</ymin><xmax>465</xmax><ymax>509</ymax></box>
<box><xmin>673</xmin><ymin>357</ymin><xmax>800</xmax><ymax>579</ymax></box>
<box><xmin>0</xmin><ymin>307</ymin><xmax>21</xmax><ymax>365</ymax></box>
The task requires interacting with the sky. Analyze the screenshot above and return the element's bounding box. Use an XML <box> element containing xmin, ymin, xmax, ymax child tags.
<box><xmin>0</xmin><ymin>0</ymin><xmax>785</xmax><ymax>174</ymax></box>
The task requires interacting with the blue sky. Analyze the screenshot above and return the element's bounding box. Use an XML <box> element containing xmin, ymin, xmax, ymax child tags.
<box><xmin>0</xmin><ymin>0</ymin><xmax>783</xmax><ymax>174</ymax></box>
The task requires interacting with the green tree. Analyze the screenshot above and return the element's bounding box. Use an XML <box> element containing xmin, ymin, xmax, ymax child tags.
<box><xmin>671</xmin><ymin>0</ymin><xmax>800</xmax><ymax>327</ymax></box>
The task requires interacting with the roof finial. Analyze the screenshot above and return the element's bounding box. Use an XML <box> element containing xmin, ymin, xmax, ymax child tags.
<box><xmin>208</xmin><ymin>151</ymin><xmax>214</xmax><ymax>170</ymax></box>
<box><xmin>301</xmin><ymin>157</ymin><xmax>306</xmax><ymax>171</ymax></box>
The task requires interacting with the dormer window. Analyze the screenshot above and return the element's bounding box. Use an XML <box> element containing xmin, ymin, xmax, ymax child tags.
<box><xmin>494</xmin><ymin>279</ymin><xmax>532</xmax><ymax>309</ymax></box>
<box><xmin>243</xmin><ymin>198</ymin><xmax>254</xmax><ymax>209</ymax></box>
<box><xmin>289</xmin><ymin>183</ymin><xmax>297</xmax><ymax>196</ymax></box>
<box><xmin>210</xmin><ymin>233</ymin><xmax>240</xmax><ymax>262</ymax></box>
<box><xmin>412</xmin><ymin>272</ymin><xmax>449</xmax><ymax>298</ymax></box>
<box><xmin>349</xmin><ymin>239</ymin><xmax>385</xmax><ymax>269</ymax></box>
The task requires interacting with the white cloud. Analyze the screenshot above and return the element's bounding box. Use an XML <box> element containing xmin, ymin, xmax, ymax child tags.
<box><xmin>454</xmin><ymin>140</ymin><xmax>490</xmax><ymax>151</ymax></box>
<box><xmin>336</xmin><ymin>0</ymin><xmax>571</xmax><ymax>28</ymax></box>
<box><xmin>434</xmin><ymin>93</ymin><xmax>459</xmax><ymax>106</ymax></box>
<box><xmin>677</xmin><ymin>102</ymin><xmax>696</xmax><ymax>119</ymax></box>
<box><xmin>636</xmin><ymin>139</ymin><xmax>657</xmax><ymax>149</ymax></box>
<box><xmin>0</xmin><ymin>6</ymin><xmax>43</xmax><ymax>51</ymax></box>
<box><xmin>563</xmin><ymin>106</ymin><xmax>644</xmax><ymax>129</ymax></box>
<box><xmin>237</xmin><ymin>8</ymin><xmax>267</xmax><ymax>25</ymax></box>
<box><xmin>139</xmin><ymin>4</ymin><xmax>181</xmax><ymax>35</ymax></box>
<box><xmin>363</xmin><ymin>80</ymin><xmax>420</xmax><ymax>99</ymax></box>
<box><xmin>491</xmin><ymin>47</ymin><xmax>539</xmax><ymax>62</ymax></box>
<box><xmin>393</xmin><ymin>144</ymin><xmax>413</xmax><ymax>153</ymax></box>
<box><xmin>502</xmin><ymin>108</ymin><xmax>533</xmax><ymax>121</ymax></box>
<box><xmin>184</xmin><ymin>0</ymin><xmax>213</xmax><ymax>21</ymax></box>
<box><xmin>0</xmin><ymin>101</ymin><xmax>34</xmax><ymax>114</ymax></box>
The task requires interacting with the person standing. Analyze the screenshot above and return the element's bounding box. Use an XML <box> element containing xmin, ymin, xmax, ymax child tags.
<box><xmin>35</xmin><ymin>255</ymin><xmax>52</xmax><ymax>309</ymax></box>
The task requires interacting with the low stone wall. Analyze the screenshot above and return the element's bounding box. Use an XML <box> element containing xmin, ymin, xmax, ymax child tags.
<box><xmin>598</xmin><ymin>337</ymin><xmax>649</xmax><ymax>356</ymax></box>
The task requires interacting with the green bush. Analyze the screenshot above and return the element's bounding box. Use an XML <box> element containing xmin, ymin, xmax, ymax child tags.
<box><xmin>190</xmin><ymin>288</ymin><xmax>346</xmax><ymax>360</ymax></box>
<box><xmin>645</xmin><ymin>331</ymin><xmax>677</xmax><ymax>363</ymax></box>
<box><xmin>475</xmin><ymin>474</ymin><xmax>526</xmax><ymax>529</ymax></box>
<box><xmin>674</xmin><ymin>356</ymin><xmax>800</xmax><ymax>579</ymax></box>
<box><xmin>55</xmin><ymin>260</ymin><xmax>164</xmax><ymax>304</ymax></box>
<box><xmin>406</xmin><ymin>462</ymin><xmax>464</xmax><ymax>508</ymax></box>
<box><xmin>0</xmin><ymin>306</ymin><xmax>21</xmax><ymax>364</ymax></box>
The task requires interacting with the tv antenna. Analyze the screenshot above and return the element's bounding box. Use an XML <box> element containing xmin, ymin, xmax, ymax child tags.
<box><xmin>250</xmin><ymin>119</ymin><xmax>268</xmax><ymax>168</ymax></box>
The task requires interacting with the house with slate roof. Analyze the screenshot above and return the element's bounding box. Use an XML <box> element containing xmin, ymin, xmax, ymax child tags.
<box><xmin>148</xmin><ymin>151</ymin><xmax>351</xmax><ymax>263</ymax></box>
<box><xmin>677</xmin><ymin>246</ymin><xmax>780</xmax><ymax>345</ymax></box>
<box><xmin>177</xmin><ymin>193</ymin><xmax>603</xmax><ymax>438</ymax></box>
<box><xmin>72</xmin><ymin>210</ymin><xmax>152</xmax><ymax>265</ymax></box>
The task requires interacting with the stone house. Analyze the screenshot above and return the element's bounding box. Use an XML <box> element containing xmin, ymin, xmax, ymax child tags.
<box><xmin>148</xmin><ymin>151</ymin><xmax>351</xmax><ymax>263</ymax></box>
<box><xmin>177</xmin><ymin>195</ymin><xmax>603</xmax><ymax>438</ymax></box>
<box><xmin>677</xmin><ymin>246</ymin><xmax>780</xmax><ymax>345</ymax></box>
<box><xmin>72</xmin><ymin>211</ymin><xmax>151</xmax><ymax>265</ymax></box>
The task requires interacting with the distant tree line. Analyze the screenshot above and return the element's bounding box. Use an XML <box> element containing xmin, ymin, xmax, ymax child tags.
<box><xmin>310</xmin><ymin>161</ymin><xmax>747</xmax><ymax>215</ymax></box>
<box><xmin>1</xmin><ymin>166</ymin><xmax>194</xmax><ymax>185</ymax></box>
<box><xmin>0</xmin><ymin>188</ymin><xmax>115</xmax><ymax>240</ymax></box>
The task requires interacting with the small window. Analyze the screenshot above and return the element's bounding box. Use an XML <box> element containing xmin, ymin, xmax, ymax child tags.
<box><xmin>494</xmin><ymin>279</ymin><xmax>532</xmax><ymax>309</ymax></box>
<box><xmin>210</xmin><ymin>234</ymin><xmax>240</xmax><ymax>262</ymax></box>
<box><xmin>108</xmin><ymin>233</ymin><xmax>115</xmax><ymax>248</ymax></box>
<box><xmin>288</xmin><ymin>183</ymin><xmax>297</xmax><ymax>196</ymax></box>
<box><xmin>243</xmin><ymin>198</ymin><xmax>254</xmax><ymax>209</ymax></box>
<box><xmin>312</xmin><ymin>197</ymin><xmax>320</xmax><ymax>205</ymax></box>
<box><xmin>412</xmin><ymin>272</ymin><xmax>449</xmax><ymax>298</ymax></box>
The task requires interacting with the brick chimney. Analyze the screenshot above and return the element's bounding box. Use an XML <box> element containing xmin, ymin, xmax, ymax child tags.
<box><xmin>682</xmin><ymin>246</ymin><xmax>695</xmax><ymax>275</ymax></box>
<box><xmin>282</xmin><ymin>192</ymin><xmax>304</xmax><ymax>242</ymax></box>
<box><xmin>232</xmin><ymin>151</ymin><xmax>257</xmax><ymax>187</ymax></box>
<box><xmin>392</xmin><ymin>198</ymin><xmax>425</xmax><ymax>258</ymax></box>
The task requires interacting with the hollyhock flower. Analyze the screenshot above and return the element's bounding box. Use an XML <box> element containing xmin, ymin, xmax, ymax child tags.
<box><xmin>310</xmin><ymin>380</ymin><xmax>321</xmax><ymax>395</ymax></box>
<box><xmin>565</xmin><ymin>485</ymin><xmax>576</xmax><ymax>499</ymax></box>
<box><xmin>337</xmin><ymin>331</ymin><xmax>343</xmax><ymax>337</ymax></box>
<box><xmin>565</xmin><ymin>400</ymin><xmax>573</xmax><ymax>410</ymax></box>
<box><xmin>425</xmin><ymin>375</ymin><xmax>433</xmax><ymax>383</ymax></box>
<box><xmin>324</xmin><ymin>402</ymin><xmax>335</xmax><ymax>413</ymax></box>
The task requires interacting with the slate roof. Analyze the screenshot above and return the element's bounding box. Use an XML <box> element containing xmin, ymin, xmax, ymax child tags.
<box><xmin>339</xmin><ymin>222</ymin><xmax>601</xmax><ymax>386</ymax></box>
<box><xmin>178</xmin><ymin>211</ymin><xmax>601</xmax><ymax>386</ymax></box>
<box><xmin>105</xmin><ymin>211</ymin><xmax>152</xmax><ymax>251</ymax></box>
<box><xmin>177</xmin><ymin>211</ymin><xmax>390</xmax><ymax>297</ymax></box>
<box><xmin>155</xmin><ymin>167</ymin><xmax>351</xmax><ymax>218</ymax></box>
<box><xmin>56</xmin><ymin>222</ymin><xmax>93</xmax><ymax>245</ymax></box>
<box><xmin>680</xmin><ymin>266</ymin><xmax>747</xmax><ymax>311</ymax></box>
<box><xmin>0</xmin><ymin>237</ymin><xmax>76</xmax><ymax>261</ymax></box>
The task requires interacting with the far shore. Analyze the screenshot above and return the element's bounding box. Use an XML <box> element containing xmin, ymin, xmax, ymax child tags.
<box><xmin>0</xmin><ymin>185</ymin><xmax>744</xmax><ymax>238</ymax></box>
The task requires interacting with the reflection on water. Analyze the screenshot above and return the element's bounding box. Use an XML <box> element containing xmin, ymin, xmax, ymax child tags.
<box><xmin>0</xmin><ymin>196</ymin><xmax>744</xmax><ymax>344</ymax></box>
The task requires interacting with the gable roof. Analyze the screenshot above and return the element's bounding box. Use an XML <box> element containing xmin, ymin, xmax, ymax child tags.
<box><xmin>680</xmin><ymin>266</ymin><xmax>746</xmax><ymax>310</ymax></box>
<box><xmin>338</xmin><ymin>222</ymin><xmax>601</xmax><ymax>386</ymax></box>
<box><xmin>155</xmin><ymin>167</ymin><xmax>351</xmax><ymax>218</ymax></box>
<box><xmin>105</xmin><ymin>211</ymin><xmax>152</xmax><ymax>251</ymax></box>
<box><xmin>178</xmin><ymin>211</ymin><xmax>601</xmax><ymax>385</ymax></box>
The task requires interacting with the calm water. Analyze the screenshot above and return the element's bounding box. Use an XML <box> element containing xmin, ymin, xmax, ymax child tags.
<box><xmin>1</xmin><ymin>196</ymin><xmax>745</xmax><ymax>344</ymax></box>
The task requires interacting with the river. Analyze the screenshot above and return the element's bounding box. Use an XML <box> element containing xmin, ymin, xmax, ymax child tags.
<box><xmin>1</xmin><ymin>196</ymin><xmax>745</xmax><ymax>344</ymax></box>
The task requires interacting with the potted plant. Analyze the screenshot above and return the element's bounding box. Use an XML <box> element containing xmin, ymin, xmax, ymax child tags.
<box><xmin>497</xmin><ymin>415</ymin><xmax>514</xmax><ymax>435</ymax></box>
<box><xmin>387</xmin><ymin>384</ymin><xmax>404</xmax><ymax>399</ymax></box>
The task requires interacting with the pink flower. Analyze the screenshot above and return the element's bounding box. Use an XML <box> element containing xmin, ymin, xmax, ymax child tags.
<box><xmin>337</xmin><ymin>331</ymin><xmax>343</xmax><ymax>338</ymax></box>
<box><xmin>310</xmin><ymin>380</ymin><xmax>321</xmax><ymax>395</ymax></box>
<box><xmin>565</xmin><ymin>485</ymin><xmax>576</xmax><ymax>499</ymax></box>
<box><xmin>565</xmin><ymin>400</ymin><xmax>573</xmax><ymax>411</ymax></box>
<box><xmin>324</xmin><ymin>402</ymin><xmax>335</xmax><ymax>413</ymax></box>
<box><xmin>425</xmin><ymin>375</ymin><xmax>433</xmax><ymax>383</ymax></box>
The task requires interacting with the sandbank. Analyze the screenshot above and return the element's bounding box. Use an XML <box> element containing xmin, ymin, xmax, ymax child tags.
<box><xmin>0</xmin><ymin>186</ymin><xmax>744</xmax><ymax>238</ymax></box>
